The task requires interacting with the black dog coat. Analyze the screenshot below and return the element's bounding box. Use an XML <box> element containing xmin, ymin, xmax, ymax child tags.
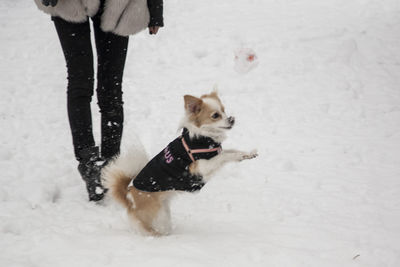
<box><xmin>131</xmin><ymin>128</ymin><xmax>222</xmax><ymax>192</ymax></box>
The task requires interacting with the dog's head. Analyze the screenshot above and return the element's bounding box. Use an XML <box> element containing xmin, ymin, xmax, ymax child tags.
<box><xmin>182</xmin><ymin>91</ymin><xmax>234</xmax><ymax>142</ymax></box>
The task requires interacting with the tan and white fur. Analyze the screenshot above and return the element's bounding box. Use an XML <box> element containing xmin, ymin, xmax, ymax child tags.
<box><xmin>102</xmin><ymin>91</ymin><xmax>257</xmax><ymax>236</ymax></box>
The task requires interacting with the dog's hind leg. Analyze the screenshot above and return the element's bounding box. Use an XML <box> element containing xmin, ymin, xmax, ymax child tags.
<box><xmin>152</xmin><ymin>199</ymin><xmax>172</xmax><ymax>235</ymax></box>
<box><xmin>133</xmin><ymin>195</ymin><xmax>166</xmax><ymax>236</ymax></box>
<box><xmin>128</xmin><ymin>211</ymin><xmax>160</xmax><ymax>236</ymax></box>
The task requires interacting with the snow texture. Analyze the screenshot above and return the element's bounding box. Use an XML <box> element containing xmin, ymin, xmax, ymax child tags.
<box><xmin>1</xmin><ymin>0</ymin><xmax>400</xmax><ymax>266</ymax></box>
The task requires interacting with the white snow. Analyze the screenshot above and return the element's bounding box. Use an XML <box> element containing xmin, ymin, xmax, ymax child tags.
<box><xmin>1</xmin><ymin>0</ymin><xmax>400</xmax><ymax>266</ymax></box>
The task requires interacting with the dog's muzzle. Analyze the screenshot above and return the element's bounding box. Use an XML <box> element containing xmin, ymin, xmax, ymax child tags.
<box><xmin>228</xmin><ymin>116</ymin><xmax>235</xmax><ymax>127</ymax></box>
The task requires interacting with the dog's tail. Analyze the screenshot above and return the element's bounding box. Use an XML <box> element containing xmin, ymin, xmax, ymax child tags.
<box><xmin>103</xmin><ymin>169</ymin><xmax>132</xmax><ymax>208</ymax></box>
<box><xmin>102</xmin><ymin>146</ymin><xmax>148</xmax><ymax>208</ymax></box>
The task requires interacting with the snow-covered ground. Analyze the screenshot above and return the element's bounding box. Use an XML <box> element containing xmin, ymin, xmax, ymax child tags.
<box><xmin>1</xmin><ymin>0</ymin><xmax>400</xmax><ymax>266</ymax></box>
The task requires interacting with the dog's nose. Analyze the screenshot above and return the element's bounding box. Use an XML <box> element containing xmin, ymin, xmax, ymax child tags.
<box><xmin>228</xmin><ymin>116</ymin><xmax>235</xmax><ymax>126</ymax></box>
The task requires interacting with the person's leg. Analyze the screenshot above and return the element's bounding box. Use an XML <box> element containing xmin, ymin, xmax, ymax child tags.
<box><xmin>92</xmin><ymin>13</ymin><xmax>129</xmax><ymax>160</ymax></box>
<box><xmin>53</xmin><ymin>16</ymin><xmax>96</xmax><ymax>160</ymax></box>
<box><xmin>53</xmin><ymin>16</ymin><xmax>105</xmax><ymax>201</ymax></box>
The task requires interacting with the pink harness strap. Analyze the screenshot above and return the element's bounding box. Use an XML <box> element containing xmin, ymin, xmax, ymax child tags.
<box><xmin>181</xmin><ymin>136</ymin><xmax>221</xmax><ymax>163</ymax></box>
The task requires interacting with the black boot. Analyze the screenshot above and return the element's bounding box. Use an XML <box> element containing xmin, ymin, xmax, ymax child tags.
<box><xmin>77</xmin><ymin>147</ymin><xmax>106</xmax><ymax>202</ymax></box>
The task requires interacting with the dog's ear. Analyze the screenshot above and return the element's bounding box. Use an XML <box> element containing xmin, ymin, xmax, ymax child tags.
<box><xmin>209</xmin><ymin>91</ymin><xmax>218</xmax><ymax>98</ymax></box>
<box><xmin>211</xmin><ymin>84</ymin><xmax>219</xmax><ymax>96</ymax></box>
<box><xmin>184</xmin><ymin>95</ymin><xmax>203</xmax><ymax>114</ymax></box>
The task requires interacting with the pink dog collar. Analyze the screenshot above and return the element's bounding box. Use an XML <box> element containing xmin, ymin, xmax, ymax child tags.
<box><xmin>181</xmin><ymin>136</ymin><xmax>222</xmax><ymax>163</ymax></box>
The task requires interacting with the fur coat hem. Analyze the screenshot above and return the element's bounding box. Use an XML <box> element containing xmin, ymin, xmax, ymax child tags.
<box><xmin>34</xmin><ymin>0</ymin><xmax>152</xmax><ymax>36</ymax></box>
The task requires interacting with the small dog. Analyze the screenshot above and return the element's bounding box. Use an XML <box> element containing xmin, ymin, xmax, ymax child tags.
<box><xmin>102</xmin><ymin>91</ymin><xmax>258</xmax><ymax>235</ymax></box>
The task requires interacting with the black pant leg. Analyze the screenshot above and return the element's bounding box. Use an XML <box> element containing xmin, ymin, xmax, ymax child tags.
<box><xmin>53</xmin><ymin>17</ymin><xmax>95</xmax><ymax>160</ymax></box>
<box><xmin>92</xmin><ymin>14</ymin><xmax>129</xmax><ymax>160</ymax></box>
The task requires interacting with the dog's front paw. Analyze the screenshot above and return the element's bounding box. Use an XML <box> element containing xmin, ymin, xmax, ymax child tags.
<box><xmin>238</xmin><ymin>150</ymin><xmax>258</xmax><ymax>161</ymax></box>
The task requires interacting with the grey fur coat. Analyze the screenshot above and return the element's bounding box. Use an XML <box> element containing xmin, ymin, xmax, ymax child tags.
<box><xmin>34</xmin><ymin>0</ymin><xmax>163</xmax><ymax>36</ymax></box>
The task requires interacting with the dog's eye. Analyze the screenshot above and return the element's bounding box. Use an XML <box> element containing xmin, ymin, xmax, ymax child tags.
<box><xmin>212</xmin><ymin>113</ymin><xmax>220</xmax><ymax>119</ymax></box>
